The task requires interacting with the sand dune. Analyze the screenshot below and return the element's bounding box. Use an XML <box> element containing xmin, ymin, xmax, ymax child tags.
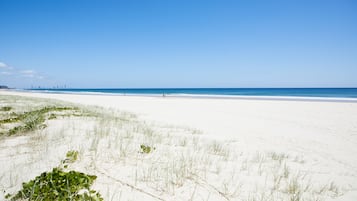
<box><xmin>1</xmin><ymin>90</ymin><xmax>357</xmax><ymax>200</ymax></box>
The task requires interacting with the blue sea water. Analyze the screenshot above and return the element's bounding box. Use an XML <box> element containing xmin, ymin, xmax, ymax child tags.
<box><xmin>29</xmin><ymin>88</ymin><xmax>357</xmax><ymax>99</ymax></box>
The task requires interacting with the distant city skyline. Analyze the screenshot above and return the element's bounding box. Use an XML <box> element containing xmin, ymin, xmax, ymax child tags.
<box><xmin>1</xmin><ymin>0</ymin><xmax>357</xmax><ymax>88</ymax></box>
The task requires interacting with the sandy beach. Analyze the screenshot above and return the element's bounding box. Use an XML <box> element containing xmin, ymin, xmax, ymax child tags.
<box><xmin>2</xmin><ymin>0</ymin><xmax>357</xmax><ymax>199</ymax></box>
<box><xmin>1</xmin><ymin>90</ymin><xmax>357</xmax><ymax>200</ymax></box>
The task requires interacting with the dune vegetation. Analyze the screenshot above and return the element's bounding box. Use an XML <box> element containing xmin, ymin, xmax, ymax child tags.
<box><xmin>0</xmin><ymin>95</ymin><xmax>344</xmax><ymax>201</ymax></box>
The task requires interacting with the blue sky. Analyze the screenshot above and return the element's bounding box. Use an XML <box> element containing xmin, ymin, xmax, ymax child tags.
<box><xmin>0</xmin><ymin>0</ymin><xmax>356</xmax><ymax>88</ymax></box>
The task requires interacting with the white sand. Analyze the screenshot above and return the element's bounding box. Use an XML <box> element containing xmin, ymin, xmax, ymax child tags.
<box><xmin>1</xmin><ymin>90</ymin><xmax>357</xmax><ymax>200</ymax></box>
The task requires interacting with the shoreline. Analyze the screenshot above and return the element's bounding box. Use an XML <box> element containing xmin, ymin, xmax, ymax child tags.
<box><xmin>2</xmin><ymin>90</ymin><xmax>357</xmax><ymax>140</ymax></box>
<box><xmin>8</xmin><ymin>89</ymin><xmax>357</xmax><ymax>103</ymax></box>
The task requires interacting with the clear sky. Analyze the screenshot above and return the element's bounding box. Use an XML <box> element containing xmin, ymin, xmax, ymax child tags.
<box><xmin>0</xmin><ymin>0</ymin><xmax>357</xmax><ymax>88</ymax></box>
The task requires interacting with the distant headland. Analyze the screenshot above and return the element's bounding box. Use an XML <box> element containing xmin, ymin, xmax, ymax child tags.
<box><xmin>0</xmin><ymin>85</ymin><xmax>9</xmax><ymax>89</ymax></box>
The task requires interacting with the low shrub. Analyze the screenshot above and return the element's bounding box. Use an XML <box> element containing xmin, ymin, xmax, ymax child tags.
<box><xmin>8</xmin><ymin>168</ymin><xmax>103</xmax><ymax>201</ymax></box>
<box><xmin>140</xmin><ymin>144</ymin><xmax>155</xmax><ymax>154</ymax></box>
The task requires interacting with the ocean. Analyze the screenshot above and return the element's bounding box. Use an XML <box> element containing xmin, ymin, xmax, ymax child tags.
<box><xmin>28</xmin><ymin>88</ymin><xmax>357</xmax><ymax>99</ymax></box>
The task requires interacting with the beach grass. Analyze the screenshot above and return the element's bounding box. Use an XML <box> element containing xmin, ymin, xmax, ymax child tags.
<box><xmin>0</xmin><ymin>94</ymin><xmax>346</xmax><ymax>201</ymax></box>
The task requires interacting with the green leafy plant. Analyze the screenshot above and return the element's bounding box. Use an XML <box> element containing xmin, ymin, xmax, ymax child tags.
<box><xmin>8</xmin><ymin>168</ymin><xmax>103</xmax><ymax>201</ymax></box>
<box><xmin>60</xmin><ymin>150</ymin><xmax>79</xmax><ymax>169</ymax></box>
<box><xmin>7</xmin><ymin>151</ymin><xmax>102</xmax><ymax>201</ymax></box>
<box><xmin>66</xmin><ymin>150</ymin><xmax>79</xmax><ymax>162</ymax></box>
<box><xmin>140</xmin><ymin>144</ymin><xmax>155</xmax><ymax>154</ymax></box>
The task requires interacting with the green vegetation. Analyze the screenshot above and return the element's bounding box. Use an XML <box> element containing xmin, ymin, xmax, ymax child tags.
<box><xmin>7</xmin><ymin>168</ymin><xmax>102</xmax><ymax>201</ymax></box>
<box><xmin>6</xmin><ymin>150</ymin><xmax>102</xmax><ymax>201</ymax></box>
<box><xmin>62</xmin><ymin>150</ymin><xmax>79</xmax><ymax>167</ymax></box>
<box><xmin>48</xmin><ymin>113</ymin><xmax>57</xmax><ymax>120</ymax></box>
<box><xmin>8</xmin><ymin>110</ymin><xmax>46</xmax><ymax>135</ymax></box>
<box><xmin>66</xmin><ymin>150</ymin><xmax>79</xmax><ymax>162</ymax></box>
<box><xmin>140</xmin><ymin>144</ymin><xmax>155</xmax><ymax>154</ymax></box>
<box><xmin>0</xmin><ymin>106</ymin><xmax>12</xmax><ymax>111</ymax></box>
<box><xmin>1</xmin><ymin>106</ymin><xmax>77</xmax><ymax>136</ymax></box>
<box><xmin>0</xmin><ymin>117</ymin><xmax>19</xmax><ymax>124</ymax></box>
<box><xmin>0</xmin><ymin>95</ymin><xmax>344</xmax><ymax>201</ymax></box>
